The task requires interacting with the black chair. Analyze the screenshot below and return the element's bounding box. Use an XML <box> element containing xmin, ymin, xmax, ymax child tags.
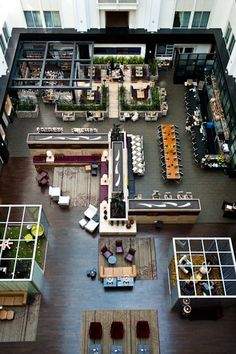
<box><xmin>125</xmin><ymin>248</ymin><xmax>136</xmax><ymax>263</ymax></box>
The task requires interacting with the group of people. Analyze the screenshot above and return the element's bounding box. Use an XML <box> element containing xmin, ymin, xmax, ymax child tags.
<box><xmin>106</xmin><ymin>61</ymin><xmax>124</xmax><ymax>82</ymax></box>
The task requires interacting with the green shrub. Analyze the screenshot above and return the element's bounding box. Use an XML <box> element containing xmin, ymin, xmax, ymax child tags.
<box><xmin>93</xmin><ymin>55</ymin><xmax>145</xmax><ymax>65</ymax></box>
<box><xmin>17</xmin><ymin>98</ymin><xmax>36</xmax><ymax>111</ymax></box>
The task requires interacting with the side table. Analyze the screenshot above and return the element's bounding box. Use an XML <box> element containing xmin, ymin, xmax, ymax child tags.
<box><xmin>137</xmin><ymin>344</ymin><xmax>151</xmax><ymax>353</ymax></box>
<box><xmin>108</xmin><ymin>255</ymin><xmax>117</xmax><ymax>265</ymax></box>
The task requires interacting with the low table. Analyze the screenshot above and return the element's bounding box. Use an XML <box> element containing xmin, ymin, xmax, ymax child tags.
<box><xmin>117</xmin><ymin>276</ymin><xmax>134</xmax><ymax>288</ymax></box>
<box><xmin>111</xmin><ymin>344</ymin><xmax>123</xmax><ymax>353</ymax></box>
<box><xmin>104</xmin><ymin>277</ymin><xmax>117</xmax><ymax>288</ymax></box>
<box><xmin>89</xmin><ymin>343</ymin><xmax>102</xmax><ymax>354</ymax></box>
<box><xmin>137</xmin><ymin>344</ymin><xmax>151</xmax><ymax>353</ymax></box>
<box><xmin>108</xmin><ymin>255</ymin><xmax>117</xmax><ymax>265</ymax></box>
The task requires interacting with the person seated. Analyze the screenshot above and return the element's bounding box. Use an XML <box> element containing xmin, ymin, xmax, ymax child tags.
<box><xmin>201</xmin><ymin>281</ymin><xmax>216</xmax><ymax>295</ymax></box>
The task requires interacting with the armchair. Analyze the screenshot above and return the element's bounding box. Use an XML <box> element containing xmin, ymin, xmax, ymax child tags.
<box><xmin>125</xmin><ymin>247</ymin><xmax>136</xmax><ymax>263</ymax></box>
<box><xmin>101</xmin><ymin>245</ymin><xmax>113</xmax><ymax>261</ymax></box>
<box><xmin>115</xmin><ymin>240</ymin><xmax>124</xmax><ymax>254</ymax></box>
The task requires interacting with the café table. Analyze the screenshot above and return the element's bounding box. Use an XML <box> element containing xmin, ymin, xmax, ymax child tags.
<box><xmin>111</xmin><ymin>344</ymin><xmax>123</xmax><ymax>353</ymax></box>
<box><xmin>89</xmin><ymin>343</ymin><xmax>102</xmax><ymax>354</ymax></box>
<box><xmin>160</xmin><ymin>124</ymin><xmax>180</xmax><ymax>180</ymax></box>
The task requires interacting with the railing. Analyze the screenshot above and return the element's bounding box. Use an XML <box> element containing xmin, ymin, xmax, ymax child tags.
<box><xmin>98</xmin><ymin>0</ymin><xmax>137</xmax><ymax>3</ymax></box>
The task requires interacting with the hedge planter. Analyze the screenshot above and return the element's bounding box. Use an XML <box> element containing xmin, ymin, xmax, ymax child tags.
<box><xmin>16</xmin><ymin>104</ymin><xmax>39</xmax><ymax>118</ymax></box>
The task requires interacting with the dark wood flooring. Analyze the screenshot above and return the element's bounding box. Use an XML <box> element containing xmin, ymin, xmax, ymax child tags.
<box><xmin>1</xmin><ymin>157</ymin><xmax>236</xmax><ymax>354</ymax></box>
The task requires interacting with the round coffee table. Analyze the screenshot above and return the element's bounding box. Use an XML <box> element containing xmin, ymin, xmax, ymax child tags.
<box><xmin>108</xmin><ymin>255</ymin><xmax>117</xmax><ymax>265</ymax></box>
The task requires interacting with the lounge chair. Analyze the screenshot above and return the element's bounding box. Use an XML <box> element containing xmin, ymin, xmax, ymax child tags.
<box><xmin>101</xmin><ymin>245</ymin><xmax>113</xmax><ymax>261</ymax></box>
<box><xmin>125</xmin><ymin>247</ymin><xmax>136</xmax><ymax>263</ymax></box>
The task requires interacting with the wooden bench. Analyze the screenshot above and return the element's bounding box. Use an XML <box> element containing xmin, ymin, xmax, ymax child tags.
<box><xmin>0</xmin><ymin>291</ymin><xmax>28</xmax><ymax>306</ymax></box>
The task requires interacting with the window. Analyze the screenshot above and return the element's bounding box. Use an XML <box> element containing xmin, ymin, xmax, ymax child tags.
<box><xmin>225</xmin><ymin>23</ymin><xmax>232</xmax><ymax>45</ymax></box>
<box><xmin>192</xmin><ymin>12</ymin><xmax>210</xmax><ymax>28</ymax></box>
<box><xmin>24</xmin><ymin>11</ymin><xmax>42</xmax><ymax>27</ymax></box>
<box><xmin>173</xmin><ymin>12</ymin><xmax>190</xmax><ymax>28</ymax></box>
<box><xmin>2</xmin><ymin>23</ymin><xmax>9</xmax><ymax>44</ymax></box>
<box><xmin>44</xmin><ymin>11</ymin><xmax>61</xmax><ymax>28</ymax></box>
<box><xmin>228</xmin><ymin>35</ymin><xmax>235</xmax><ymax>55</ymax></box>
<box><xmin>0</xmin><ymin>35</ymin><xmax>6</xmax><ymax>54</ymax></box>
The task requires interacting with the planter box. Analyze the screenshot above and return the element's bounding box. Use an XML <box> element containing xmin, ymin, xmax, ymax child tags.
<box><xmin>16</xmin><ymin>104</ymin><xmax>39</xmax><ymax>118</ymax></box>
<box><xmin>55</xmin><ymin>104</ymin><xmax>108</xmax><ymax>120</ymax></box>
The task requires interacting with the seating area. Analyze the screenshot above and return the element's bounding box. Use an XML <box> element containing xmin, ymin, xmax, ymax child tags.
<box><xmin>49</xmin><ymin>186</ymin><xmax>70</xmax><ymax>207</ymax></box>
<box><xmin>88</xmin><ymin>318</ymin><xmax>152</xmax><ymax>353</ymax></box>
<box><xmin>130</xmin><ymin>134</ymin><xmax>145</xmax><ymax>176</ymax></box>
<box><xmin>157</xmin><ymin>124</ymin><xmax>183</xmax><ymax>181</ymax></box>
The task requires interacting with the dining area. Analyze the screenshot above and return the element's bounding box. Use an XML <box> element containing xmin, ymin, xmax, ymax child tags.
<box><xmin>157</xmin><ymin>124</ymin><xmax>183</xmax><ymax>181</ymax></box>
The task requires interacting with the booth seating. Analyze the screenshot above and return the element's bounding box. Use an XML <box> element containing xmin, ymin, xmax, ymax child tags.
<box><xmin>99</xmin><ymin>265</ymin><xmax>137</xmax><ymax>279</ymax></box>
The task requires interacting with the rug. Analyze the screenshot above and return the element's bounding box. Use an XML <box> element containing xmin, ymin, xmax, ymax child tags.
<box><xmin>98</xmin><ymin>237</ymin><xmax>157</xmax><ymax>280</ymax></box>
<box><xmin>80</xmin><ymin>310</ymin><xmax>160</xmax><ymax>354</ymax></box>
<box><xmin>52</xmin><ymin>166</ymin><xmax>100</xmax><ymax>208</ymax></box>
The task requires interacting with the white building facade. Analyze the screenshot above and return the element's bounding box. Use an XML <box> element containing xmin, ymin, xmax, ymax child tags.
<box><xmin>0</xmin><ymin>0</ymin><xmax>236</xmax><ymax>77</ymax></box>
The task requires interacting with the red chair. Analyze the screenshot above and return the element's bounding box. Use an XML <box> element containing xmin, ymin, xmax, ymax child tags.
<box><xmin>125</xmin><ymin>247</ymin><xmax>136</xmax><ymax>263</ymax></box>
<box><xmin>136</xmin><ymin>321</ymin><xmax>150</xmax><ymax>338</ymax></box>
<box><xmin>89</xmin><ymin>322</ymin><xmax>102</xmax><ymax>339</ymax></box>
<box><xmin>110</xmin><ymin>321</ymin><xmax>124</xmax><ymax>339</ymax></box>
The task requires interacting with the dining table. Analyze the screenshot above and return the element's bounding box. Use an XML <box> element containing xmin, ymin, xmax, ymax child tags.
<box><xmin>160</xmin><ymin>124</ymin><xmax>180</xmax><ymax>180</ymax></box>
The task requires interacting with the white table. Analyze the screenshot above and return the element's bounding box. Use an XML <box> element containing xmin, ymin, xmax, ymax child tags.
<box><xmin>49</xmin><ymin>186</ymin><xmax>61</xmax><ymax>201</ymax></box>
<box><xmin>58</xmin><ymin>195</ymin><xmax>70</xmax><ymax>206</ymax></box>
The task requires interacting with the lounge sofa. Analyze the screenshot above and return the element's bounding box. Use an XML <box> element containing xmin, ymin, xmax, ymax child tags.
<box><xmin>99</xmin><ymin>265</ymin><xmax>137</xmax><ymax>279</ymax></box>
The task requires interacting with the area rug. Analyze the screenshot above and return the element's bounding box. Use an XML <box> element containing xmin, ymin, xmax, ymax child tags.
<box><xmin>52</xmin><ymin>166</ymin><xmax>100</xmax><ymax>208</ymax></box>
<box><xmin>80</xmin><ymin>310</ymin><xmax>160</xmax><ymax>354</ymax></box>
<box><xmin>98</xmin><ymin>237</ymin><xmax>157</xmax><ymax>280</ymax></box>
<box><xmin>0</xmin><ymin>294</ymin><xmax>41</xmax><ymax>342</ymax></box>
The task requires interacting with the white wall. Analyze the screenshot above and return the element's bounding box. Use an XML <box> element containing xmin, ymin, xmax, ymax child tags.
<box><xmin>158</xmin><ymin>0</ymin><xmax>176</xmax><ymax>29</ymax></box>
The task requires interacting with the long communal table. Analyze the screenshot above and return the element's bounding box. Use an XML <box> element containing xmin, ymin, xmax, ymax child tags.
<box><xmin>160</xmin><ymin>124</ymin><xmax>180</xmax><ymax>180</ymax></box>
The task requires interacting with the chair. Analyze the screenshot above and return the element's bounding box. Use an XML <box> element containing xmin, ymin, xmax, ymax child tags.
<box><xmin>91</xmin><ymin>164</ymin><xmax>98</xmax><ymax>176</ymax></box>
<box><xmin>110</xmin><ymin>321</ymin><xmax>124</xmax><ymax>339</ymax></box>
<box><xmin>101</xmin><ymin>245</ymin><xmax>113</xmax><ymax>261</ymax></box>
<box><xmin>6</xmin><ymin>310</ymin><xmax>15</xmax><ymax>320</ymax></box>
<box><xmin>115</xmin><ymin>240</ymin><xmax>124</xmax><ymax>254</ymax></box>
<box><xmin>0</xmin><ymin>310</ymin><xmax>7</xmax><ymax>320</ymax></box>
<box><xmin>89</xmin><ymin>322</ymin><xmax>103</xmax><ymax>339</ymax></box>
<box><xmin>85</xmin><ymin>219</ymin><xmax>99</xmax><ymax>234</ymax></box>
<box><xmin>125</xmin><ymin>247</ymin><xmax>136</xmax><ymax>263</ymax></box>
<box><xmin>136</xmin><ymin>321</ymin><xmax>150</xmax><ymax>338</ymax></box>
<box><xmin>84</xmin><ymin>204</ymin><xmax>98</xmax><ymax>219</ymax></box>
<box><xmin>46</xmin><ymin>150</ymin><xmax>54</xmax><ymax>163</ymax></box>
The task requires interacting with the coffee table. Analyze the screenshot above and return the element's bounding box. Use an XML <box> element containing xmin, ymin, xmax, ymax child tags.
<box><xmin>89</xmin><ymin>343</ymin><xmax>102</xmax><ymax>354</ymax></box>
<box><xmin>103</xmin><ymin>277</ymin><xmax>117</xmax><ymax>288</ymax></box>
<box><xmin>117</xmin><ymin>276</ymin><xmax>134</xmax><ymax>288</ymax></box>
<box><xmin>108</xmin><ymin>255</ymin><xmax>117</xmax><ymax>265</ymax></box>
<box><xmin>137</xmin><ymin>344</ymin><xmax>151</xmax><ymax>353</ymax></box>
<box><xmin>111</xmin><ymin>344</ymin><xmax>123</xmax><ymax>353</ymax></box>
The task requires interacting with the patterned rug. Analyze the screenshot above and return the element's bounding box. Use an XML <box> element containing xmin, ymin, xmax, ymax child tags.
<box><xmin>80</xmin><ymin>309</ymin><xmax>160</xmax><ymax>354</ymax></box>
<box><xmin>98</xmin><ymin>237</ymin><xmax>157</xmax><ymax>280</ymax></box>
<box><xmin>52</xmin><ymin>166</ymin><xmax>100</xmax><ymax>208</ymax></box>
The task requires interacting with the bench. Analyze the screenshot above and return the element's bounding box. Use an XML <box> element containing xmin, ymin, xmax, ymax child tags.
<box><xmin>0</xmin><ymin>291</ymin><xmax>28</xmax><ymax>306</ymax></box>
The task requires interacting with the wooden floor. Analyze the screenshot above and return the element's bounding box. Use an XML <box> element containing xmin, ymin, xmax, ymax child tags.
<box><xmin>98</xmin><ymin>237</ymin><xmax>157</xmax><ymax>280</ymax></box>
<box><xmin>80</xmin><ymin>310</ymin><xmax>159</xmax><ymax>354</ymax></box>
<box><xmin>0</xmin><ymin>295</ymin><xmax>41</xmax><ymax>342</ymax></box>
<box><xmin>1</xmin><ymin>162</ymin><xmax>236</xmax><ymax>354</ymax></box>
